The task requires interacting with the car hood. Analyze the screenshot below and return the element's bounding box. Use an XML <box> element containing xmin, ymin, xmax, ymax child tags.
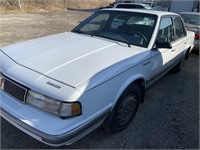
<box><xmin>1</xmin><ymin>32</ymin><xmax>144</xmax><ymax>87</ymax></box>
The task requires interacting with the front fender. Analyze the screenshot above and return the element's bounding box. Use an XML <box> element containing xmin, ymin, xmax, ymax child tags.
<box><xmin>112</xmin><ymin>74</ymin><xmax>146</xmax><ymax>109</ymax></box>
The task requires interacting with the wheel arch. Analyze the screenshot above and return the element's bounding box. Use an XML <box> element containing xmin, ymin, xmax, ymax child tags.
<box><xmin>185</xmin><ymin>46</ymin><xmax>191</xmax><ymax>60</ymax></box>
<box><xmin>112</xmin><ymin>74</ymin><xmax>146</xmax><ymax>110</ymax></box>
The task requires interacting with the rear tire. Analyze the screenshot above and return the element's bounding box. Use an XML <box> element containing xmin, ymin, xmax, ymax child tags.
<box><xmin>103</xmin><ymin>83</ymin><xmax>141</xmax><ymax>132</ymax></box>
<box><xmin>171</xmin><ymin>57</ymin><xmax>185</xmax><ymax>73</ymax></box>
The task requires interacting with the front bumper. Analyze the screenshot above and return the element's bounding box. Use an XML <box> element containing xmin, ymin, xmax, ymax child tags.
<box><xmin>0</xmin><ymin>91</ymin><xmax>111</xmax><ymax>146</ymax></box>
<box><xmin>0</xmin><ymin>107</ymin><xmax>110</xmax><ymax>146</ymax></box>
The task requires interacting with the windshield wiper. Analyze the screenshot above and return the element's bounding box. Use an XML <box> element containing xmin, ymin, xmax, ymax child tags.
<box><xmin>72</xmin><ymin>30</ymin><xmax>94</xmax><ymax>37</ymax></box>
<box><xmin>96</xmin><ymin>34</ymin><xmax>131</xmax><ymax>48</ymax></box>
<box><xmin>120</xmin><ymin>40</ymin><xmax>131</xmax><ymax>47</ymax></box>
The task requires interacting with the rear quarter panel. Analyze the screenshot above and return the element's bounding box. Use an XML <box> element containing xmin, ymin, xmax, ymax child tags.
<box><xmin>186</xmin><ymin>31</ymin><xmax>195</xmax><ymax>52</ymax></box>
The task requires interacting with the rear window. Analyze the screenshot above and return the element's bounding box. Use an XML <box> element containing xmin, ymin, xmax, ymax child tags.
<box><xmin>116</xmin><ymin>4</ymin><xmax>144</xmax><ymax>9</ymax></box>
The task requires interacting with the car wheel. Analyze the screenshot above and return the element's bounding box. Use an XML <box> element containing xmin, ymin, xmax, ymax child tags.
<box><xmin>171</xmin><ymin>57</ymin><xmax>185</xmax><ymax>73</ymax></box>
<box><xmin>103</xmin><ymin>83</ymin><xmax>141</xmax><ymax>132</ymax></box>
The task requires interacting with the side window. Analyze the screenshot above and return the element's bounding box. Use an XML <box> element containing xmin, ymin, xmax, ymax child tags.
<box><xmin>156</xmin><ymin>17</ymin><xmax>174</xmax><ymax>42</ymax></box>
<box><xmin>173</xmin><ymin>16</ymin><xmax>186</xmax><ymax>40</ymax></box>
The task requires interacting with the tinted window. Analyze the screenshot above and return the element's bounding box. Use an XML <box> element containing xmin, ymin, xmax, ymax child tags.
<box><xmin>173</xmin><ymin>16</ymin><xmax>186</xmax><ymax>39</ymax></box>
<box><xmin>116</xmin><ymin>4</ymin><xmax>145</xmax><ymax>9</ymax></box>
<box><xmin>72</xmin><ymin>10</ymin><xmax>157</xmax><ymax>48</ymax></box>
<box><xmin>156</xmin><ymin>17</ymin><xmax>174</xmax><ymax>42</ymax></box>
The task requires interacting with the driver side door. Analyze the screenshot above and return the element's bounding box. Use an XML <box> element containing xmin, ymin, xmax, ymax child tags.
<box><xmin>147</xmin><ymin>16</ymin><xmax>176</xmax><ymax>83</ymax></box>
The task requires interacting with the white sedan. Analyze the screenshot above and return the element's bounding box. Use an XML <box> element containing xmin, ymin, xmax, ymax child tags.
<box><xmin>0</xmin><ymin>9</ymin><xmax>194</xmax><ymax>146</ymax></box>
<box><xmin>180</xmin><ymin>12</ymin><xmax>200</xmax><ymax>52</ymax></box>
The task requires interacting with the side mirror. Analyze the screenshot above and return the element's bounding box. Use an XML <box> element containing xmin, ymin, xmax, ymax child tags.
<box><xmin>155</xmin><ymin>41</ymin><xmax>172</xmax><ymax>49</ymax></box>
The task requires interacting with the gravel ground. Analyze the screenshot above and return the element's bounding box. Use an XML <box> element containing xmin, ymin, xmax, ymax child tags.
<box><xmin>0</xmin><ymin>10</ymin><xmax>91</xmax><ymax>47</ymax></box>
<box><xmin>0</xmin><ymin>10</ymin><xmax>199</xmax><ymax>149</ymax></box>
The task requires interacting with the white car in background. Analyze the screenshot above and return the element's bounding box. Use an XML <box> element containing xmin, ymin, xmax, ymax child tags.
<box><xmin>114</xmin><ymin>3</ymin><xmax>154</xmax><ymax>9</ymax></box>
<box><xmin>0</xmin><ymin>9</ymin><xmax>194</xmax><ymax>146</ymax></box>
<box><xmin>180</xmin><ymin>12</ymin><xmax>200</xmax><ymax>52</ymax></box>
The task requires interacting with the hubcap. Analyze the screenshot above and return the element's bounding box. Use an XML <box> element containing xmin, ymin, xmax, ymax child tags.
<box><xmin>116</xmin><ymin>94</ymin><xmax>138</xmax><ymax>126</ymax></box>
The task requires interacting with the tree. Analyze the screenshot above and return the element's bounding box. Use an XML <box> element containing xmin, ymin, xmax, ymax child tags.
<box><xmin>17</xmin><ymin>0</ymin><xmax>22</xmax><ymax>10</ymax></box>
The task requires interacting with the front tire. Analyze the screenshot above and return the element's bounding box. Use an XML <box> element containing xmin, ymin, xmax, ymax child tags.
<box><xmin>103</xmin><ymin>83</ymin><xmax>141</xmax><ymax>132</ymax></box>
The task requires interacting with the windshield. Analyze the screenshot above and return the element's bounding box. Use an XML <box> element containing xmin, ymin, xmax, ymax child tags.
<box><xmin>72</xmin><ymin>10</ymin><xmax>157</xmax><ymax>48</ymax></box>
<box><xmin>180</xmin><ymin>14</ymin><xmax>200</xmax><ymax>26</ymax></box>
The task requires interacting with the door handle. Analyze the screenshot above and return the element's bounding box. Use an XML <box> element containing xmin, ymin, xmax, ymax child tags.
<box><xmin>172</xmin><ymin>49</ymin><xmax>176</xmax><ymax>52</ymax></box>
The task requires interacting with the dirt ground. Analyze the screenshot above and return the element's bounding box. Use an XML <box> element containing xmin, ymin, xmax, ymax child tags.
<box><xmin>0</xmin><ymin>10</ymin><xmax>199</xmax><ymax>149</ymax></box>
<box><xmin>0</xmin><ymin>10</ymin><xmax>91</xmax><ymax>47</ymax></box>
<box><xmin>0</xmin><ymin>0</ymin><xmax>114</xmax><ymax>13</ymax></box>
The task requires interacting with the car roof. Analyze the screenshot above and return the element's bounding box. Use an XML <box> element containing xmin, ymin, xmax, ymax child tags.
<box><xmin>115</xmin><ymin>3</ymin><xmax>150</xmax><ymax>6</ymax></box>
<box><xmin>114</xmin><ymin>3</ymin><xmax>152</xmax><ymax>8</ymax></box>
<box><xmin>180</xmin><ymin>12</ymin><xmax>200</xmax><ymax>15</ymax></box>
<box><xmin>103</xmin><ymin>8</ymin><xmax>178</xmax><ymax>17</ymax></box>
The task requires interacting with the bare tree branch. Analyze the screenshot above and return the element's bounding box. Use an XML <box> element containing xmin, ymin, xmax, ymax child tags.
<box><xmin>18</xmin><ymin>0</ymin><xmax>22</xmax><ymax>10</ymax></box>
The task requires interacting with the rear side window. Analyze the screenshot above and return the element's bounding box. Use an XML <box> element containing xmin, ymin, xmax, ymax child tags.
<box><xmin>173</xmin><ymin>16</ymin><xmax>186</xmax><ymax>40</ymax></box>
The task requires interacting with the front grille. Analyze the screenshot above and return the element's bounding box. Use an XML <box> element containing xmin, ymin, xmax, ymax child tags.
<box><xmin>3</xmin><ymin>77</ymin><xmax>28</xmax><ymax>102</ymax></box>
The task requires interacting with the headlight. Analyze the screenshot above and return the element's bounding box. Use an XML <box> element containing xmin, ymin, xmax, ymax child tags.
<box><xmin>60</xmin><ymin>102</ymin><xmax>82</xmax><ymax>118</ymax></box>
<box><xmin>26</xmin><ymin>90</ymin><xmax>81</xmax><ymax>118</ymax></box>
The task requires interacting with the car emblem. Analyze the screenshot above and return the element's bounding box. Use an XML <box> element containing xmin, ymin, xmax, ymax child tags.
<box><xmin>46</xmin><ymin>81</ymin><xmax>61</xmax><ymax>89</ymax></box>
